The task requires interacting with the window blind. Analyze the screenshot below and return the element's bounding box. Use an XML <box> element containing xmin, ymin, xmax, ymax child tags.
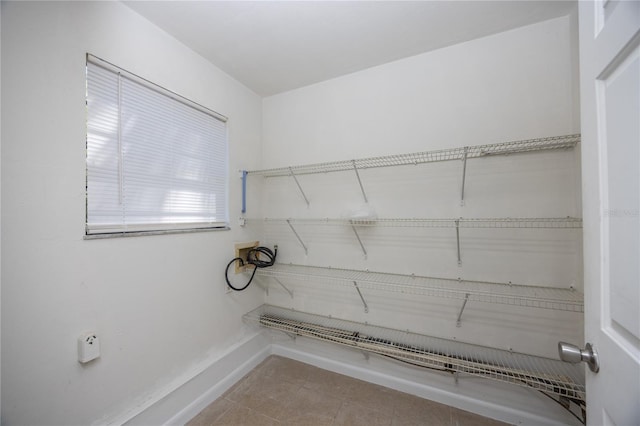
<box><xmin>86</xmin><ymin>55</ymin><xmax>229</xmax><ymax>236</ymax></box>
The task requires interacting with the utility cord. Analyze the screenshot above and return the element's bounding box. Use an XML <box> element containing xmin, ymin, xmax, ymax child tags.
<box><xmin>225</xmin><ymin>245</ymin><xmax>278</xmax><ymax>291</ymax></box>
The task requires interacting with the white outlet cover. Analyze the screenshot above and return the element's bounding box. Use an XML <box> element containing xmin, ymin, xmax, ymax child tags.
<box><xmin>78</xmin><ymin>332</ymin><xmax>100</xmax><ymax>363</ymax></box>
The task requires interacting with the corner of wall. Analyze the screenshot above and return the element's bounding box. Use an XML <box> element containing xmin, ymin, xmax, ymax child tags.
<box><xmin>108</xmin><ymin>331</ymin><xmax>271</xmax><ymax>426</ymax></box>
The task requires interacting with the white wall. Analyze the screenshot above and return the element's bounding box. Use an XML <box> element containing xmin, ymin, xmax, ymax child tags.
<box><xmin>1</xmin><ymin>4</ymin><xmax>583</xmax><ymax>424</ymax></box>
<box><xmin>260</xmin><ymin>14</ymin><xmax>583</xmax><ymax>359</ymax></box>
<box><xmin>1</xmin><ymin>2</ymin><xmax>263</xmax><ymax>425</ymax></box>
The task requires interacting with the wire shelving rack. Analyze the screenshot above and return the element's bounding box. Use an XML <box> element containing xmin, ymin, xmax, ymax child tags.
<box><xmin>258</xmin><ymin>217</ymin><xmax>583</xmax><ymax>229</ymax></box>
<box><xmin>240</xmin><ymin>134</ymin><xmax>580</xmax><ymax>211</ymax></box>
<box><xmin>246</xmin><ymin>134</ymin><xmax>580</xmax><ymax>177</ymax></box>
<box><xmin>243</xmin><ymin>304</ymin><xmax>586</xmax><ymax>418</ymax></box>
<box><xmin>253</xmin><ymin>216</ymin><xmax>582</xmax><ymax>263</ymax></box>
<box><xmin>254</xmin><ymin>263</ymin><xmax>583</xmax><ymax>313</ymax></box>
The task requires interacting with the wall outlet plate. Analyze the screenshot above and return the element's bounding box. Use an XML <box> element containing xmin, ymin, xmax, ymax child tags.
<box><xmin>78</xmin><ymin>332</ymin><xmax>100</xmax><ymax>364</ymax></box>
<box><xmin>234</xmin><ymin>241</ymin><xmax>259</xmax><ymax>274</ymax></box>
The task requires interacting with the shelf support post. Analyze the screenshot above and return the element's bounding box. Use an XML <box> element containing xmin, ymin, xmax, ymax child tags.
<box><xmin>460</xmin><ymin>147</ymin><xmax>469</xmax><ymax>206</ymax></box>
<box><xmin>350</xmin><ymin>224</ymin><xmax>368</xmax><ymax>259</ymax></box>
<box><xmin>241</xmin><ymin>170</ymin><xmax>248</xmax><ymax>214</ymax></box>
<box><xmin>455</xmin><ymin>219</ymin><xmax>462</xmax><ymax>266</ymax></box>
<box><xmin>286</xmin><ymin>219</ymin><xmax>309</xmax><ymax>254</ymax></box>
<box><xmin>456</xmin><ymin>293</ymin><xmax>470</xmax><ymax>327</ymax></box>
<box><xmin>289</xmin><ymin>167</ymin><xmax>310</xmax><ymax>207</ymax></box>
<box><xmin>273</xmin><ymin>277</ymin><xmax>294</xmax><ymax>298</ymax></box>
<box><xmin>352</xmin><ymin>160</ymin><xmax>368</xmax><ymax>203</ymax></box>
<box><xmin>353</xmin><ymin>281</ymin><xmax>369</xmax><ymax>313</ymax></box>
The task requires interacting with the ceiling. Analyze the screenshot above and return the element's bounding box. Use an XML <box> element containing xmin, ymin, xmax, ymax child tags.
<box><xmin>124</xmin><ymin>1</ymin><xmax>576</xmax><ymax>97</ymax></box>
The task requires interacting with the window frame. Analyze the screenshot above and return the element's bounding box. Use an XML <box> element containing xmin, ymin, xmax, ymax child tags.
<box><xmin>85</xmin><ymin>54</ymin><xmax>230</xmax><ymax>239</ymax></box>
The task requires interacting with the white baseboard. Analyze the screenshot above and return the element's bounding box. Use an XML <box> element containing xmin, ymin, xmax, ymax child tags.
<box><xmin>115</xmin><ymin>330</ymin><xmax>581</xmax><ymax>426</ymax></box>
<box><xmin>271</xmin><ymin>336</ymin><xmax>582</xmax><ymax>426</ymax></box>
<box><xmin>119</xmin><ymin>331</ymin><xmax>271</xmax><ymax>426</ymax></box>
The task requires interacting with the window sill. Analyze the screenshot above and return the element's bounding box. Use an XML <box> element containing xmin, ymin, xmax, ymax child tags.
<box><xmin>84</xmin><ymin>226</ymin><xmax>230</xmax><ymax>240</ymax></box>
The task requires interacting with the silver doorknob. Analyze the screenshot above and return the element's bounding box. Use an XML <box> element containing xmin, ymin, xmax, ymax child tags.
<box><xmin>558</xmin><ymin>341</ymin><xmax>600</xmax><ymax>373</ymax></box>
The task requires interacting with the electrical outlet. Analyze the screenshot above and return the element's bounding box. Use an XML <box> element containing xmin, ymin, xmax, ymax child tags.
<box><xmin>78</xmin><ymin>332</ymin><xmax>100</xmax><ymax>363</ymax></box>
<box><xmin>234</xmin><ymin>241</ymin><xmax>259</xmax><ymax>273</ymax></box>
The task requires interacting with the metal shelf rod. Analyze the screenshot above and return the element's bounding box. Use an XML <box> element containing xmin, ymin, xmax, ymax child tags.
<box><xmin>243</xmin><ymin>304</ymin><xmax>586</xmax><ymax>405</ymax></box>
<box><xmin>246</xmin><ymin>134</ymin><xmax>579</xmax><ymax>178</ymax></box>
<box><xmin>456</xmin><ymin>293</ymin><xmax>470</xmax><ymax>327</ymax></box>
<box><xmin>353</xmin><ymin>281</ymin><xmax>369</xmax><ymax>313</ymax></box>
<box><xmin>455</xmin><ymin>219</ymin><xmax>462</xmax><ymax>266</ymax></box>
<box><xmin>350</xmin><ymin>224</ymin><xmax>368</xmax><ymax>259</ymax></box>
<box><xmin>273</xmin><ymin>277</ymin><xmax>294</xmax><ymax>298</ymax></box>
<box><xmin>286</xmin><ymin>219</ymin><xmax>308</xmax><ymax>254</ymax></box>
<box><xmin>289</xmin><ymin>167</ymin><xmax>310</xmax><ymax>207</ymax></box>
<box><xmin>460</xmin><ymin>147</ymin><xmax>469</xmax><ymax>206</ymax></box>
<box><xmin>352</xmin><ymin>160</ymin><xmax>368</xmax><ymax>203</ymax></box>
<box><xmin>256</xmin><ymin>217</ymin><xmax>583</xmax><ymax>229</ymax></box>
<box><xmin>254</xmin><ymin>264</ymin><xmax>583</xmax><ymax>312</ymax></box>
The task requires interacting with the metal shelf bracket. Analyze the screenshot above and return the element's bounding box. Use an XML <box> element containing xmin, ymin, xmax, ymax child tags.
<box><xmin>460</xmin><ymin>147</ymin><xmax>469</xmax><ymax>206</ymax></box>
<box><xmin>273</xmin><ymin>277</ymin><xmax>294</xmax><ymax>298</ymax></box>
<box><xmin>353</xmin><ymin>281</ymin><xmax>369</xmax><ymax>313</ymax></box>
<box><xmin>350</xmin><ymin>223</ymin><xmax>368</xmax><ymax>259</ymax></box>
<box><xmin>352</xmin><ymin>160</ymin><xmax>368</xmax><ymax>203</ymax></box>
<box><xmin>241</xmin><ymin>170</ymin><xmax>248</xmax><ymax>213</ymax></box>
<box><xmin>289</xmin><ymin>167</ymin><xmax>310</xmax><ymax>207</ymax></box>
<box><xmin>245</xmin><ymin>304</ymin><xmax>586</xmax><ymax>413</ymax></box>
<box><xmin>286</xmin><ymin>219</ymin><xmax>308</xmax><ymax>254</ymax></box>
<box><xmin>456</xmin><ymin>293</ymin><xmax>470</xmax><ymax>327</ymax></box>
<box><xmin>455</xmin><ymin>219</ymin><xmax>462</xmax><ymax>266</ymax></box>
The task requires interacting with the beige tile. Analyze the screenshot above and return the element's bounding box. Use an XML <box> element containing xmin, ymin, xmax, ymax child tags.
<box><xmin>220</xmin><ymin>366</ymin><xmax>265</xmax><ymax>401</ymax></box>
<box><xmin>259</xmin><ymin>355</ymin><xmax>315</xmax><ymax>385</ymax></box>
<box><xmin>277</xmin><ymin>386</ymin><xmax>342</xmax><ymax>425</ymax></box>
<box><xmin>391</xmin><ymin>393</ymin><xmax>452</xmax><ymax>426</ymax></box>
<box><xmin>228</xmin><ymin>370</ymin><xmax>303</xmax><ymax>403</ymax></box>
<box><xmin>189</xmin><ymin>356</ymin><xmax>510</xmax><ymax>426</ymax></box>
<box><xmin>212</xmin><ymin>404</ymin><xmax>281</xmax><ymax>426</ymax></box>
<box><xmin>236</xmin><ymin>388</ymin><xmax>292</xmax><ymax>422</ymax></box>
<box><xmin>341</xmin><ymin>378</ymin><xmax>401</xmax><ymax>411</ymax></box>
<box><xmin>333</xmin><ymin>401</ymin><xmax>393</xmax><ymax>426</ymax></box>
<box><xmin>186</xmin><ymin>398</ymin><xmax>235</xmax><ymax>426</ymax></box>
<box><xmin>302</xmin><ymin>366</ymin><xmax>358</xmax><ymax>398</ymax></box>
<box><xmin>451</xmin><ymin>408</ymin><xmax>511</xmax><ymax>426</ymax></box>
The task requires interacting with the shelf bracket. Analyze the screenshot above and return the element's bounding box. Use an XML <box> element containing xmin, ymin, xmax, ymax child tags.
<box><xmin>456</xmin><ymin>293</ymin><xmax>470</xmax><ymax>327</ymax></box>
<box><xmin>289</xmin><ymin>167</ymin><xmax>310</xmax><ymax>207</ymax></box>
<box><xmin>241</xmin><ymin>170</ymin><xmax>248</xmax><ymax>214</ymax></box>
<box><xmin>273</xmin><ymin>277</ymin><xmax>294</xmax><ymax>299</ymax></box>
<box><xmin>350</xmin><ymin>224</ymin><xmax>368</xmax><ymax>259</ymax></box>
<box><xmin>256</xmin><ymin>280</ymin><xmax>268</xmax><ymax>296</ymax></box>
<box><xmin>353</xmin><ymin>281</ymin><xmax>369</xmax><ymax>313</ymax></box>
<box><xmin>286</xmin><ymin>219</ymin><xmax>309</xmax><ymax>254</ymax></box>
<box><xmin>455</xmin><ymin>219</ymin><xmax>462</xmax><ymax>266</ymax></box>
<box><xmin>460</xmin><ymin>147</ymin><xmax>469</xmax><ymax>206</ymax></box>
<box><xmin>352</xmin><ymin>160</ymin><xmax>368</xmax><ymax>203</ymax></box>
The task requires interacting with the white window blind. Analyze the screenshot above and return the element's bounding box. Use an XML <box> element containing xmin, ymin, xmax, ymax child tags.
<box><xmin>86</xmin><ymin>55</ymin><xmax>229</xmax><ymax>236</ymax></box>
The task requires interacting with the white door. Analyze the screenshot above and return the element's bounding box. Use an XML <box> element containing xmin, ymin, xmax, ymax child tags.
<box><xmin>579</xmin><ymin>1</ymin><xmax>640</xmax><ymax>425</ymax></box>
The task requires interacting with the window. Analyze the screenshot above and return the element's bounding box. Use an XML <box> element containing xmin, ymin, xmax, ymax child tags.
<box><xmin>85</xmin><ymin>54</ymin><xmax>229</xmax><ymax>237</ymax></box>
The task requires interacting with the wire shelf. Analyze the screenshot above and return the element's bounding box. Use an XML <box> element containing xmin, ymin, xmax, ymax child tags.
<box><xmin>255</xmin><ymin>264</ymin><xmax>583</xmax><ymax>312</ymax></box>
<box><xmin>257</xmin><ymin>217</ymin><xmax>583</xmax><ymax>229</ymax></box>
<box><xmin>244</xmin><ymin>304</ymin><xmax>585</xmax><ymax>402</ymax></box>
<box><xmin>247</xmin><ymin>134</ymin><xmax>580</xmax><ymax>178</ymax></box>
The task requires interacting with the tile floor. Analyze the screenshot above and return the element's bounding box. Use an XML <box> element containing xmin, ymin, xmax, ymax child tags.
<box><xmin>187</xmin><ymin>355</ymin><xmax>510</xmax><ymax>426</ymax></box>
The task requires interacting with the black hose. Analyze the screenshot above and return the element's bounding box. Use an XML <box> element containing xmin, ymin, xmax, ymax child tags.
<box><xmin>225</xmin><ymin>245</ymin><xmax>277</xmax><ymax>291</ymax></box>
